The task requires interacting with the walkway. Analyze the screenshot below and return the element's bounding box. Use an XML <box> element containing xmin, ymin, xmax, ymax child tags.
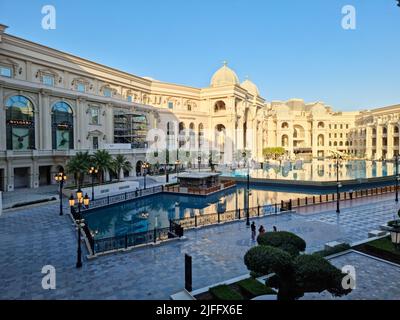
<box><xmin>0</xmin><ymin>195</ymin><xmax>398</xmax><ymax>299</ymax></box>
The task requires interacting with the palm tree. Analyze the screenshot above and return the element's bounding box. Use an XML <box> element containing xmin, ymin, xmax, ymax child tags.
<box><xmin>93</xmin><ymin>150</ymin><xmax>113</xmax><ymax>183</ymax></box>
<box><xmin>66</xmin><ymin>151</ymin><xmax>91</xmax><ymax>188</ymax></box>
<box><xmin>111</xmin><ymin>154</ymin><xmax>133</xmax><ymax>181</ymax></box>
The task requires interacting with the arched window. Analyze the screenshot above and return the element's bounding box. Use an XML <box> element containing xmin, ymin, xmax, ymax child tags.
<box><xmin>281</xmin><ymin>122</ymin><xmax>289</xmax><ymax>129</ymax></box>
<box><xmin>317</xmin><ymin>122</ymin><xmax>325</xmax><ymax>129</ymax></box>
<box><xmin>179</xmin><ymin>122</ymin><xmax>186</xmax><ymax>147</ymax></box>
<box><xmin>189</xmin><ymin>122</ymin><xmax>195</xmax><ymax>148</ymax></box>
<box><xmin>214</xmin><ymin>101</ymin><xmax>226</xmax><ymax>113</ymax></box>
<box><xmin>198</xmin><ymin>123</ymin><xmax>204</xmax><ymax>148</ymax></box>
<box><xmin>317</xmin><ymin>134</ymin><xmax>324</xmax><ymax>147</ymax></box>
<box><xmin>334</xmin><ymin>141</ymin><xmax>338</xmax><ymax>146</ymax></box>
<box><xmin>52</xmin><ymin>102</ymin><xmax>74</xmax><ymax>150</ymax></box>
<box><xmin>6</xmin><ymin>95</ymin><xmax>35</xmax><ymax>150</ymax></box>
<box><xmin>339</xmin><ymin>141</ymin><xmax>343</xmax><ymax>146</ymax></box>
<box><xmin>281</xmin><ymin>135</ymin><xmax>289</xmax><ymax>147</ymax></box>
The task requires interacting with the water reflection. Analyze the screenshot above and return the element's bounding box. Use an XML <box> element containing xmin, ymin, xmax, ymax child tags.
<box><xmin>85</xmin><ymin>185</ymin><xmax>315</xmax><ymax>239</ymax></box>
<box><xmin>223</xmin><ymin>160</ymin><xmax>397</xmax><ymax>181</ymax></box>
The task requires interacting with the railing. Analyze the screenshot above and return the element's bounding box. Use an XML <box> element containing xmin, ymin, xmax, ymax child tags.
<box><xmin>172</xmin><ymin>185</ymin><xmax>399</xmax><ymax>230</ymax></box>
<box><xmin>81</xmin><ymin>185</ymin><xmax>163</xmax><ymax>211</ymax></box>
<box><xmin>173</xmin><ymin>203</ymin><xmax>284</xmax><ymax>230</ymax></box>
<box><xmin>164</xmin><ymin>180</ymin><xmax>236</xmax><ymax>195</ymax></box>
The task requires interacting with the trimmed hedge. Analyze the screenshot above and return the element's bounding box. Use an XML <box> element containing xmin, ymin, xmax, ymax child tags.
<box><xmin>257</xmin><ymin>231</ymin><xmax>306</xmax><ymax>255</ymax></box>
<box><xmin>209</xmin><ymin>285</ymin><xmax>244</xmax><ymax>300</ymax></box>
<box><xmin>244</xmin><ymin>245</ymin><xmax>293</xmax><ymax>276</ymax></box>
<box><xmin>237</xmin><ymin>278</ymin><xmax>276</xmax><ymax>297</ymax></box>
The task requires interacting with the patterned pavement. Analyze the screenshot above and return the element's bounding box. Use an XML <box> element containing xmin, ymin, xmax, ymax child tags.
<box><xmin>0</xmin><ymin>195</ymin><xmax>399</xmax><ymax>300</ymax></box>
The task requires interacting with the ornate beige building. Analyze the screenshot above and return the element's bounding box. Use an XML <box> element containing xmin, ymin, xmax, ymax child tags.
<box><xmin>0</xmin><ymin>24</ymin><xmax>398</xmax><ymax>192</ymax></box>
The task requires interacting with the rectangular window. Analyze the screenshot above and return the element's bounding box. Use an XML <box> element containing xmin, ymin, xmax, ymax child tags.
<box><xmin>42</xmin><ymin>74</ymin><xmax>55</xmax><ymax>86</ymax></box>
<box><xmin>127</xmin><ymin>95</ymin><xmax>132</xmax><ymax>102</ymax></box>
<box><xmin>77</xmin><ymin>82</ymin><xmax>86</xmax><ymax>93</ymax></box>
<box><xmin>0</xmin><ymin>66</ymin><xmax>12</xmax><ymax>77</ymax></box>
<box><xmin>103</xmin><ymin>88</ymin><xmax>112</xmax><ymax>97</ymax></box>
<box><xmin>93</xmin><ymin>136</ymin><xmax>99</xmax><ymax>150</ymax></box>
<box><xmin>90</xmin><ymin>108</ymin><xmax>99</xmax><ymax>125</ymax></box>
<box><xmin>168</xmin><ymin>102</ymin><xmax>174</xmax><ymax>109</ymax></box>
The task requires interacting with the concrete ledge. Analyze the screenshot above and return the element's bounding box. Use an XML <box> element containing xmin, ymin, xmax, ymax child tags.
<box><xmin>324</xmin><ymin>241</ymin><xmax>345</xmax><ymax>250</ymax></box>
<box><xmin>368</xmin><ymin>230</ymin><xmax>388</xmax><ymax>238</ymax></box>
<box><xmin>170</xmin><ymin>289</ymin><xmax>195</xmax><ymax>301</ymax></box>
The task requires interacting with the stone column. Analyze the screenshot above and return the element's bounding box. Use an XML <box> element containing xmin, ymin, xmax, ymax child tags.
<box><xmin>387</xmin><ymin>123</ymin><xmax>394</xmax><ymax>160</ymax></box>
<box><xmin>6</xmin><ymin>155</ymin><xmax>13</xmax><ymax>191</ymax></box>
<box><xmin>39</xmin><ymin>91</ymin><xmax>51</xmax><ymax>150</ymax></box>
<box><xmin>375</xmin><ymin>125</ymin><xmax>383</xmax><ymax>160</ymax></box>
<box><xmin>366</xmin><ymin>126</ymin><xmax>372</xmax><ymax>159</ymax></box>
<box><xmin>0</xmin><ymin>84</ymin><xmax>5</xmax><ymax>150</ymax></box>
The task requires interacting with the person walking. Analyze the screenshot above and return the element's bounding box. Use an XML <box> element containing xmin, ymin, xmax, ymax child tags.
<box><xmin>258</xmin><ymin>225</ymin><xmax>266</xmax><ymax>236</ymax></box>
<box><xmin>251</xmin><ymin>222</ymin><xmax>256</xmax><ymax>241</ymax></box>
<box><xmin>273</xmin><ymin>225</ymin><xmax>277</xmax><ymax>232</ymax></box>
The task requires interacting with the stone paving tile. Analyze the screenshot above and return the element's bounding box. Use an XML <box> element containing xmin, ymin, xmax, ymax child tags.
<box><xmin>1</xmin><ymin>196</ymin><xmax>399</xmax><ymax>300</ymax></box>
<box><xmin>303</xmin><ymin>251</ymin><xmax>400</xmax><ymax>300</ymax></box>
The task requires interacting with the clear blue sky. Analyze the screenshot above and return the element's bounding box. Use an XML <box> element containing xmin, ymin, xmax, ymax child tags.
<box><xmin>0</xmin><ymin>0</ymin><xmax>399</xmax><ymax>111</ymax></box>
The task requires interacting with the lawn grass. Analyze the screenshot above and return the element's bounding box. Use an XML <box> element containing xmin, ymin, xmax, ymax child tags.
<box><xmin>209</xmin><ymin>285</ymin><xmax>244</xmax><ymax>300</ymax></box>
<box><xmin>313</xmin><ymin>243</ymin><xmax>351</xmax><ymax>257</ymax></box>
<box><xmin>237</xmin><ymin>278</ymin><xmax>276</xmax><ymax>297</ymax></box>
<box><xmin>354</xmin><ymin>236</ymin><xmax>400</xmax><ymax>264</ymax></box>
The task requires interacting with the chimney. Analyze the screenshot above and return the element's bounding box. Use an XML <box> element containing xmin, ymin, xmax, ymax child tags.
<box><xmin>0</xmin><ymin>24</ymin><xmax>9</xmax><ymax>42</ymax></box>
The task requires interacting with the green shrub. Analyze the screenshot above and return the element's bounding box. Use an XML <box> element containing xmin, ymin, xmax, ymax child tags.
<box><xmin>244</xmin><ymin>245</ymin><xmax>293</xmax><ymax>276</ymax></box>
<box><xmin>237</xmin><ymin>278</ymin><xmax>276</xmax><ymax>297</ymax></box>
<box><xmin>293</xmin><ymin>254</ymin><xmax>351</xmax><ymax>296</ymax></box>
<box><xmin>209</xmin><ymin>285</ymin><xmax>243</xmax><ymax>300</ymax></box>
<box><xmin>313</xmin><ymin>243</ymin><xmax>351</xmax><ymax>257</ymax></box>
<box><xmin>257</xmin><ymin>231</ymin><xmax>306</xmax><ymax>255</ymax></box>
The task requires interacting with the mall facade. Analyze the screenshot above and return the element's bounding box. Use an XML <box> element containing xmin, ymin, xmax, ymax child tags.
<box><xmin>0</xmin><ymin>24</ymin><xmax>399</xmax><ymax>192</ymax></box>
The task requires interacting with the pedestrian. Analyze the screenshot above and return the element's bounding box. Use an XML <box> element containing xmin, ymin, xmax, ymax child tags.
<box><xmin>258</xmin><ymin>225</ymin><xmax>266</xmax><ymax>236</ymax></box>
<box><xmin>251</xmin><ymin>221</ymin><xmax>256</xmax><ymax>241</ymax></box>
<box><xmin>273</xmin><ymin>225</ymin><xmax>277</xmax><ymax>232</ymax></box>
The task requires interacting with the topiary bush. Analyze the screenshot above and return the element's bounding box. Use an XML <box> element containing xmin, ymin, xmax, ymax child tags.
<box><xmin>293</xmin><ymin>254</ymin><xmax>351</xmax><ymax>297</ymax></box>
<box><xmin>257</xmin><ymin>231</ymin><xmax>306</xmax><ymax>256</ymax></box>
<box><xmin>244</xmin><ymin>245</ymin><xmax>293</xmax><ymax>276</ymax></box>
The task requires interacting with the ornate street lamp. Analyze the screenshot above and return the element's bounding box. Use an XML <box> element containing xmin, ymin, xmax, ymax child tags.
<box><xmin>175</xmin><ymin>159</ymin><xmax>181</xmax><ymax>181</ymax></box>
<box><xmin>69</xmin><ymin>190</ymin><xmax>90</xmax><ymax>268</ymax></box>
<box><xmin>395</xmin><ymin>155</ymin><xmax>399</xmax><ymax>202</ymax></box>
<box><xmin>336</xmin><ymin>154</ymin><xmax>343</xmax><ymax>214</ymax></box>
<box><xmin>198</xmin><ymin>154</ymin><xmax>201</xmax><ymax>172</ymax></box>
<box><xmin>243</xmin><ymin>151</ymin><xmax>250</xmax><ymax>226</ymax></box>
<box><xmin>88</xmin><ymin>166</ymin><xmax>98</xmax><ymax>201</ymax></box>
<box><xmin>54</xmin><ymin>169</ymin><xmax>67</xmax><ymax>216</ymax></box>
<box><xmin>141</xmin><ymin>162</ymin><xmax>150</xmax><ymax>190</ymax></box>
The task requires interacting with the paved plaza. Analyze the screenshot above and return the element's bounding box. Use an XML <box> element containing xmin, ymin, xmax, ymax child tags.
<box><xmin>0</xmin><ymin>194</ymin><xmax>400</xmax><ymax>300</ymax></box>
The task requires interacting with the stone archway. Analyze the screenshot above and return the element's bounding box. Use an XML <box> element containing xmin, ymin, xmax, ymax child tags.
<box><xmin>136</xmin><ymin>160</ymin><xmax>143</xmax><ymax>176</ymax></box>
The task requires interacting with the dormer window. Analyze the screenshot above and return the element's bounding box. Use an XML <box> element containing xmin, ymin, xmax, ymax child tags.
<box><xmin>0</xmin><ymin>65</ymin><xmax>12</xmax><ymax>77</ymax></box>
<box><xmin>168</xmin><ymin>102</ymin><xmax>174</xmax><ymax>109</ymax></box>
<box><xmin>42</xmin><ymin>74</ymin><xmax>55</xmax><ymax>86</ymax></box>
<box><xmin>187</xmin><ymin>104</ymin><xmax>192</xmax><ymax>111</ymax></box>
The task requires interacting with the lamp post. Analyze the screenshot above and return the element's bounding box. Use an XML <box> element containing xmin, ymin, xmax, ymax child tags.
<box><xmin>54</xmin><ymin>169</ymin><xmax>67</xmax><ymax>216</ymax></box>
<box><xmin>336</xmin><ymin>154</ymin><xmax>342</xmax><ymax>214</ymax></box>
<box><xmin>88</xmin><ymin>166</ymin><xmax>98</xmax><ymax>201</ymax></box>
<box><xmin>395</xmin><ymin>155</ymin><xmax>399</xmax><ymax>202</ymax></box>
<box><xmin>243</xmin><ymin>151</ymin><xmax>250</xmax><ymax>226</ymax></box>
<box><xmin>198</xmin><ymin>154</ymin><xmax>201</xmax><ymax>172</ymax></box>
<box><xmin>175</xmin><ymin>159</ymin><xmax>181</xmax><ymax>181</ymax></box>
<box><xmin>69</xmin><ymin>190</ymin><xmax>90</xmax><ymax>268</ymax></box>
<box><xmin>141</xmin><ymin>162</ymin><xmax>149</xmax><ymax>190</ymax></box>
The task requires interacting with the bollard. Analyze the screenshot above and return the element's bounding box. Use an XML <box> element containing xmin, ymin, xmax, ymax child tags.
<box><xmin>185</xmin><ymin>254</ymin><xmax>192</xmax><ymax>292</ymax></box>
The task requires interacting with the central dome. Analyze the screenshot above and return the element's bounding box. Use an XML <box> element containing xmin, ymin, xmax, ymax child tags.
<box><xmin>241</xmin><ymin>78</ymin><xmax>260</xmax><ymax>96</ymax></box>
<box><xmin>210</xmin><ymin>62</ymin><xmax>239</xmax><ymax>87</ymax></box>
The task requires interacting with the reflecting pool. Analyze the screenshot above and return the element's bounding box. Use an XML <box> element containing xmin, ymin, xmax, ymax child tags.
<box><xmin>84</xmin><ymin>184</ymin><xmax>316</xmax><ymax>240</ymax></box>
<box><xmin>221</xmin><ymin>160</ymin><xmax>398</xmax><ymax>181</ymax></box>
